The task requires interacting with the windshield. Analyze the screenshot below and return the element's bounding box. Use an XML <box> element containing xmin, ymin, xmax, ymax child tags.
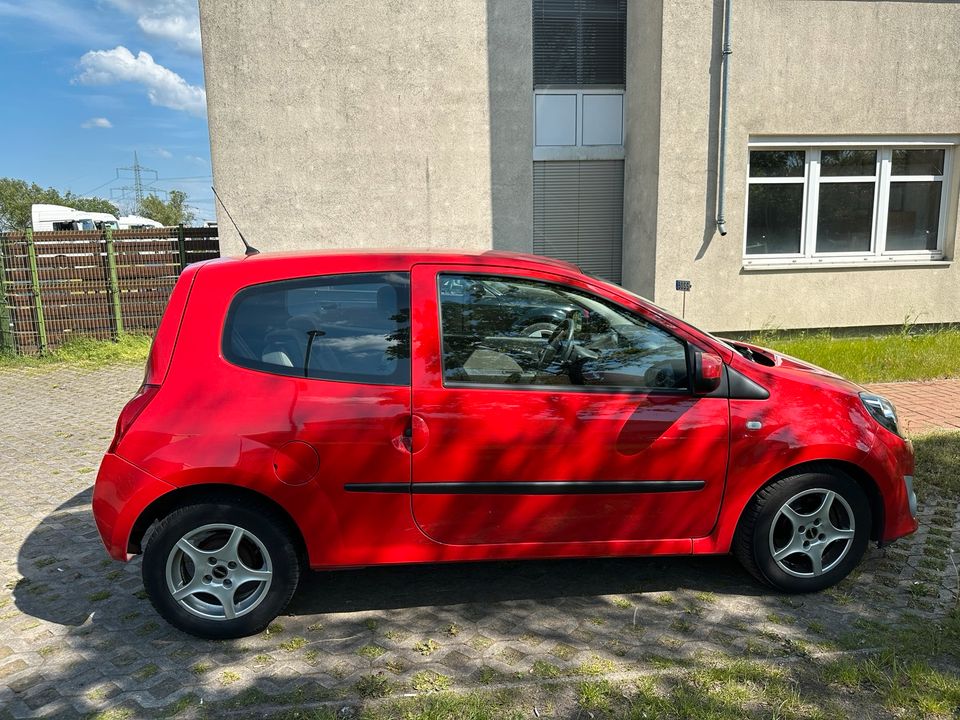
<box><xmin>78</xmin><ymin>219</ymin><xmax>96</xmax><ymax>231</ymax></box>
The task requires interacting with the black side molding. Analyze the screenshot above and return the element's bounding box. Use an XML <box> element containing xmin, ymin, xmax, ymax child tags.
<box><xmin>344</xmin><ymin>480</ymin><xmax>705</xmax><ymax>495</ymax></box>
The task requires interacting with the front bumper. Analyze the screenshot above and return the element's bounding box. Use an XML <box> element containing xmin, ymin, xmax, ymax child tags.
<box><xmin>92</xmin><ymin>453</ymin><xmax>176</xmax><ymax>561</ymax></box>
<box><xmin>867</xmin><ymin>434</ymin><xmax>918</xmax><ymax>544</ymax></box>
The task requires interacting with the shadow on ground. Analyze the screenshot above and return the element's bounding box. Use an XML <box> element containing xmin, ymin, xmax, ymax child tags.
<box><xmin>6</xmin><ymin>485</ymin><xmax>958</xmax><ymax>719</ymax></box>
<box><xmin>14</xmin><ymin>489</ymin><xmax>757</xmax><ymax>627</ymax></box>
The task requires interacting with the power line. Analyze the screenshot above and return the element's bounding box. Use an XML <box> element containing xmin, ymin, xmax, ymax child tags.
<box><xmin>82</xmin><ymin>177</ymin><xmax>119</xmax><ymax>196</ymax></box>
<box><xmin>112</xmin><ymin>152</ymin><xmax>162</xmax><ymax>213</ymax></box>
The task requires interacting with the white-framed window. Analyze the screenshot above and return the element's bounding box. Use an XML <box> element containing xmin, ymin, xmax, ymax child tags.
<box><xmin>744</xmin><ymin>138</ymin><xmax>954</xmax><ymax>266</ymax></box>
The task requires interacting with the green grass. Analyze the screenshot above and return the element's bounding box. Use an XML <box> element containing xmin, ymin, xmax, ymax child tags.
<box><xmin>411</xmin><ymin>670</ymin><xmax>452</xmax><ymax>693</ymax></box>
<box><xmin>746</xmin><ymin>327</ymin><xmax>960</xmax><ymax>383</ymax></box>
<box><xmin>913</xmin><ymin>432</ymin><xmax>960</xmax><ymax>497</ymax></box>
<box><xmin>0</xmin><ymin>334</ymin><xmax>151</xmax><ymax>369</ymax></box>
<box><xmin>356</xmin><ymin>644</ymin><xmax>386</xmax><ymax>660</ymax></box>
<box><xmin>278</xmin><ymin>636</ymin><xmax>307</xmax><ymax>652</ymax></box>
<box><xmin>362</xmin><ymin>689</ymin><xmax>524</xmax><ymax>720</ymax></box>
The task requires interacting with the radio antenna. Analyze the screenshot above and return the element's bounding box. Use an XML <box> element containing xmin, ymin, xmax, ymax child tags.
<box><xmin>211</xmin><ymin>186</ymin><xmax>259</xmax><ymax>256</ymax></box>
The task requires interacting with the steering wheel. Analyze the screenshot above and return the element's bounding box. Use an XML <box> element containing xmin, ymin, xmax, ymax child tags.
<box><xmin>536</xmin><ymin>317</ymin><xmax>576</xmax><ymax>370</ymax></box>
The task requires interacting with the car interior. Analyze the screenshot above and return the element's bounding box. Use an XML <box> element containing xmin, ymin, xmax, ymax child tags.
<box><xmin>440</xmin><ymin>276</ymin><xmax>690</xmax><ymax>390</ymax></box>
<box><xmin>227</xmin><ymin>280</ymin><xmax>408</xmax><ymax>380</ymax></box>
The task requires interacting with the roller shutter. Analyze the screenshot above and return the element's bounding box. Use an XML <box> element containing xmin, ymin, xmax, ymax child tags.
<box><xmin>533</xmin><ymin>160</ymin><xmax>624</xmax><ymax>283</ymax></box>
<box><xmin>533</xmin><ymin>0</ymin><xmax>627</xmax><ymax>87</ymax></box>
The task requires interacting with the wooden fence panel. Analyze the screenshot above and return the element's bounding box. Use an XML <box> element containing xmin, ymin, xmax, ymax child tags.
<box><xmin>0</xmin><ymin>226</ymin><xmax>219</xmax><ymax>354</ymax></box>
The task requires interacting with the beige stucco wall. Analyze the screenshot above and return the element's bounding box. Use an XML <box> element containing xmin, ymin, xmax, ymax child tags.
<box><xmin>200</xmin><ymin>0</ymin><xmax>530</xmax><ymax>255</ymax></box>
<box><xmin>648</xmin><ymin>0</ymin><xmax>960</xmax><ymax>331</ymax></box>
<box><xmin>622</xmin><ymin>0</ymin><xmax>664</xmax><ymax>299</ymax></box>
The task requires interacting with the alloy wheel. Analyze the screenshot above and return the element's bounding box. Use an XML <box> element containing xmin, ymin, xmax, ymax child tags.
<box><xmin>165</xmin><ymin>523</ymin><xmax>273</xmax><ymax>621</ymax></box>
<box><xmin>767</xmin><ymin>488</ymin><xmax>856</xmax><ymax>578</ymax></box>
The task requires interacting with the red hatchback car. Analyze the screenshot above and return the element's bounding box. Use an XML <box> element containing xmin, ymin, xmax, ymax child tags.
<box><xmin>93</xmin><ymin>250</ymin><xmax>918</xmax><ymax>638</ymax></box>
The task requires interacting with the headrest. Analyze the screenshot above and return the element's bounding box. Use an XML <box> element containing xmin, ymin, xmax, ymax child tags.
<box><xmin>287</xmin><ymin>314</ymin><xmax>318</xmax><ymax>333</ymax></box>
<box><xmin>377</xmin><ymin>285</ymin><xmax>398</xmax><ymax>316</ymax></box>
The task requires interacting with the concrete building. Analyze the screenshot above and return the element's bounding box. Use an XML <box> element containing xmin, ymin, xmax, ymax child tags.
<box><xmin>199</xmin><ymin>0</ymin><xmax>960</xmax><ymax>332</ymax></box>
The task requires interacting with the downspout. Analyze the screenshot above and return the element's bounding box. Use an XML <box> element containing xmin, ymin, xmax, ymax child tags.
<box><xmin>716</xmin><ymin>0</ymin><xmax>733</xmax><ymax>236</ymax></box>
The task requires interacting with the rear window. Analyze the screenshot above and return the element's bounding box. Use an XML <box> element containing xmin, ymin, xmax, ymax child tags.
<box><xmin>223</xmin><ymin>272</ymin><xmax>410</xmax><ymax>385</ymax></box>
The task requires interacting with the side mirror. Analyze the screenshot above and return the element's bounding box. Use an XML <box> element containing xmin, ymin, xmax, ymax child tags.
<box><xmin>693</xmin><ymin>351</ymin><xmax>724</xmax><ymax>394</ymax></box>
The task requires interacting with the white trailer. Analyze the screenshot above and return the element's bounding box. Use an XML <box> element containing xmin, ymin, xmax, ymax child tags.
<box><xmin>118</xmin><ymin>215</ymin><xmax>164</xmax><ymax>229</ymax></box>
<box><xmin>31</xmin><ymin>204</ymin><xmax>101</xmax><ymax>232</ymax></box>
<box><xmin>87</xmin><ymin>212</ymin><xmax>119</xmax><ymax>230</ymax></box>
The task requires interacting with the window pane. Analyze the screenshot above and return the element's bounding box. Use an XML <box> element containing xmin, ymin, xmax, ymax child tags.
<box><xmin>749</xmin><ymin>150</ymin><xmax>804</xmax><ymax>178</ymax></box>
<box><xmin>745</xmin><ymin>184</ymin><xmax>803</xmax><ymax>255</ymax></box>
<box><xmin>439</xmin><ymin>274</ymin><xmax>688</xmax><ymax>390</ymax></box>
<box><xmin>820</xmin><ymin>149</ymin><xmax>876</xmax><ymax>177</ymax></box>
<box><xmin>886</xmin><ymin>181</ymin><xmax>941</xmax><ymax>251</ymax></box>
<box><xmin>224</xmin><ymin>273</ymin><xmax>410</xmax><ymax>384</ymax></box>
<box><xmin>815</xmin><ymin>183</ymin><xmax>875</xmax><ymax>252</ymax></box>
<box><xmin>892</xmin><ymin>149</ymin><xmax>944</xmax><ymax>176</ymax></box>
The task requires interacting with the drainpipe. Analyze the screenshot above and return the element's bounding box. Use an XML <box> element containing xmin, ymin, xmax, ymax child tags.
<box><xmin>716</xmin><ymin>0</ymin><xmax>733</xmax><ymax>236</ymax></box>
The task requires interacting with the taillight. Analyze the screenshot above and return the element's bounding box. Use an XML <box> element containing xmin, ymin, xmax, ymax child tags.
<box><xmin>108</xmin><ymin>384</ymin><xmax>160</xmax><ymax>453</ymax></box>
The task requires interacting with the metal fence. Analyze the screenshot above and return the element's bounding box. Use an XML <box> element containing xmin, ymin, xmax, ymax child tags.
<box><xmin>0</xmin><ymin>226</ymin><xmax>219</xmax><ymax>355</ymax></box>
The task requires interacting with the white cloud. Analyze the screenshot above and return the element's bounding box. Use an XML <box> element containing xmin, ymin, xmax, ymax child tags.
<box><xmin>0</xmin><ymin>0</ymin><xmax>118</xmax><ymax>46</ymax></box>
<box><xmin>81</xmin><ymin>117</ymin><xmax>113</xmax><ymax>129</ymax></box>
<box><xmin>138</xmin><ymin>14</ymin><xmax>201</xmax><ymax>55</ymax></box>
<box><xmin>106</xmin><ymin>0</ymin><xmax>201</xmax><ymax>55</ymax></box>
<box><xmin>75</xmin><ymin>46</ymin><xmax>206</xmax><ymax>117</ymax></box>
<box><xmin>184</xmin><ymin>154</ymin><xmax>207</xmax><ymax>165</ymax></box>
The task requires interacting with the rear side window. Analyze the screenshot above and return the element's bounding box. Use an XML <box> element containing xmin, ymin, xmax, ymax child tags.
<box><xmin>223</xmin><ymin>272</ymin><xmax>410</xmax><ymax>385</ymax></box>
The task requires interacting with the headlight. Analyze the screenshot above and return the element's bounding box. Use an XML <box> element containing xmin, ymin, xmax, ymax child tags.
<box><xmin>859</xmin><ymin>392</ymin><xmax>902</xmax><ymax>436</ymax></box>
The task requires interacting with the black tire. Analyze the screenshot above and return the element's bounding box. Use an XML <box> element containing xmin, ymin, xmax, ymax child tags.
<box><xmin>733</xmin><ymin>469</ymin><xmax>871</xmax><ymax>593</ymax></box>
<box><xmin>142</xmin><ymin>499</ymin><xmax>300</xmax><ymax>639</ymax></box>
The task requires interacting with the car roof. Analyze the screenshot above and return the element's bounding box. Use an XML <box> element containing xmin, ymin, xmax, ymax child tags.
<box><xmin>206</xmin><ymin>248</ymin><xmax>584</xmax><ymax>275</ymax></box>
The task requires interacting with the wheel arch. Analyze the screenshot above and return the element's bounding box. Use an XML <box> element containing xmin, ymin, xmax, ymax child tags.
<box><xmin>128</xmin><ymin>484</ymin><xmax>309</xmax><ymax>560</ymax></box>
<box><xmin>739</xmin><ymin>460</ymin><xmax>885</xmax><ymax>542</ymax></box>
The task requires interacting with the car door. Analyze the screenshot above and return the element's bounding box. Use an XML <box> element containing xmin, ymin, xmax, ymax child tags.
<box><xmin>409</xmin><ymin>264</ymin><xmax>730</xmax><ymax>545</ymax></box>
<box><xmin>218</xmin><ymin>269</ymin><xmax>416</xmax><ymax>564</ymax></box>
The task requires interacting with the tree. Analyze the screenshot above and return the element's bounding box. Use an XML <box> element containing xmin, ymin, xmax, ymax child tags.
<box><xmin>0</xmin><ymin>177</ymin><xmax>119</xmax><ymax>230</ymax></box>
<box><xmin>64</xmin><ymin>193</ymin><xmax>121</xmax><ymax>218</ymax></box>
<box><xmin>140</xmin><ymin>190</ymin><xmax>196</xmax><ymax>227</ymax></box>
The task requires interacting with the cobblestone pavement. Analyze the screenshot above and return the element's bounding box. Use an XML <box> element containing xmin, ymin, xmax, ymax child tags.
<box><xmin>865</xmin><ymin>379</ymin><xmax>960</xmax><ymax>434</ymax></box>
<box><xmin>0</xmin><ymin>365</ymin><xmax>958</xmax><ymax>718</ymax></box>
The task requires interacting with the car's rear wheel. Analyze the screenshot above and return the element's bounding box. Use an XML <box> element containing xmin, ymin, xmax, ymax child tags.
<box><xmin>734</xmin><ymin>469</ymin><xmax>871</xmax><ymax>593</ymax></box>
<box><xmin>142</xmin><ymin>499</ymin><xmax>300</xmax><ymax>639</ymax></box>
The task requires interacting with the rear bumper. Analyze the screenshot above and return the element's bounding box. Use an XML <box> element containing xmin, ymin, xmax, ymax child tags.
<box><xmin>92</xmin><ymin>453</ymin><xmax>176</xmax><ymax>561</ymax></box>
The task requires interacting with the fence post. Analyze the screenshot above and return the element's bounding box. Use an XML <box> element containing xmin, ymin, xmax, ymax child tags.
<box><xmin>25</xmin><ymin>229</ymin><xmax>47</xmax><ymax>354</ymax></box>
<box><xmin>104</xmin><ymin>227</ymin><xmax>124</xmax><ymax>339</ymax></box>
<box><xmin>0</xmin><ymin>237</ymin><xmax>14</xmax><ymax>354</ymax></box>
<box><xmin>176</xmin><ymin>223</ymin><xmax>187</xmax><ymax>271</ymax></box>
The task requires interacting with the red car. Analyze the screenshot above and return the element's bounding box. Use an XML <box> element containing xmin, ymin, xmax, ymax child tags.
<box><xmin>93</xmin><ymin>250</ymin><xmax>918</xmax><ymax>638</ymax></box>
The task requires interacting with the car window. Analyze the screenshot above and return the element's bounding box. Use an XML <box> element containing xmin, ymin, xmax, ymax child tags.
<box><xmin>224</xmin><ymin>272</ymin><xmax>410</xmax><ymax>385</ymax></box>
<box><xmin>439</xmin><ymin>274</ymin><xmax>689</xmax><ymax>391</ymax></box>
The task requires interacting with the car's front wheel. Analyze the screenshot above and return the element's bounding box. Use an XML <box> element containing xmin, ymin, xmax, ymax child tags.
<box><xmin>734</xmin><ymin>469</ymin><xmax>871</xmax><ymax>593</ymax></box>
<box><xmin>141</xmin><ymin>499</ymin><xmax>300</xmax><ymax>639</ymax></box>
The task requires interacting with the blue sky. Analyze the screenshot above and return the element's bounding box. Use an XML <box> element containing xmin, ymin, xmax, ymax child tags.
<box><xmin>0</xmin><ymin>0</ymin><xmax>214</xmax><ymax>221</ymax></box>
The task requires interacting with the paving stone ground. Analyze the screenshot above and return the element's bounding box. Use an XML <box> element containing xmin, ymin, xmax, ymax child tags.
<box><xmin>865</xmin><ymin>379</ymin><xmax>960</xmax><ymax>434</ymax></box>
<box><xmin>0</xmin><ymin>365</ymin><xmax>957</xmax><ymax>719</ymax></box>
